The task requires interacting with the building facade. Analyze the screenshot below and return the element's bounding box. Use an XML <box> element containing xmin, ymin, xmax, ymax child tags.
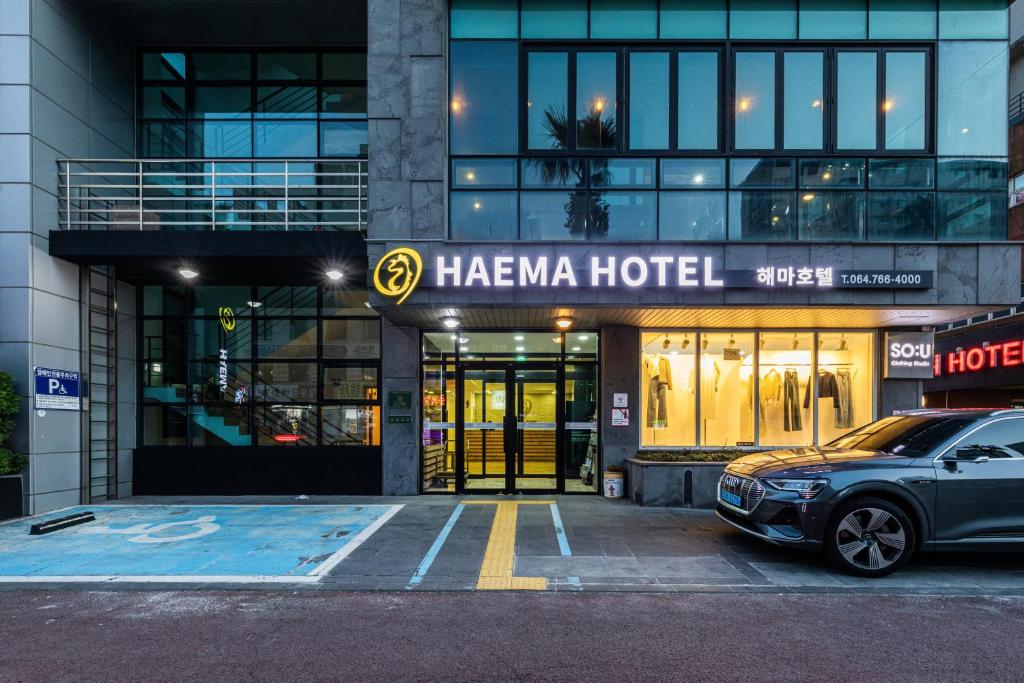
<box><xmin>0</xmin><ymin>0</ymin><xmax>1017</xmax><ymax>512</ymax></box>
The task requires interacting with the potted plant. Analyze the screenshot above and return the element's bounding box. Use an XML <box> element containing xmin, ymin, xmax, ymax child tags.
<box><xmin>0</xmin><ymin>371</ymin><xmax>26</xmax><ymax>520</ymax></box>
<box><xmin>626</xmin><ymin>450</ymin><xmax>757</xmax><ymax>508</ymax></box>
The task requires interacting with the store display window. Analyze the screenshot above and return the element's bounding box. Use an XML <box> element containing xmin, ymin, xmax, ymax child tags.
<box><xmin>640</xmin><ymin>330</ymin><xmax>876</xmax><ymax>449</ymax></box>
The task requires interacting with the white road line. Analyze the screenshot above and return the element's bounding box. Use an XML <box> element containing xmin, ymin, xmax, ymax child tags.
<box><xmin>308</xmin><ymin>504</ymin><xmax>405</xmax><ymax>577</ymax></box>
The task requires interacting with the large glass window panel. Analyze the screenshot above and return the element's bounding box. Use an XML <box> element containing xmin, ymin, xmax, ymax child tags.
<box><xmin>255</xmin><ymin>405</ymin><xmax>316</xmax><ymax>447</ymax></box>
<box><xmin>734</xmin><ymin>52</ymin><xmax>776</xmax><ymax>150</ymax></box>
<box><xmin>142</xmin><ymin>52</ymin><xmax>186</xmax><ymax>81</ymax></box>
<box><xmin>190</xmin><ymin>318</ymin><xmax>252</xmax><ymax>362</ymax></box>
<box><xmin>256</xmin><ymin>86</ymin><xmax>316</xmax><ymax>118</ymax></box>
<box><xmin>323</xmin><ymin>319</ymin><xmax>381</xmax><ymax>359</ymax></box>
<box><xmin>728</xmin><ymin>192</ymin><xmax>796</xmax><ymax>240</ymax></box>
<box><xmin>140</xmin><ymin>122</ymin><xmax>187</xmax><ymax>158</ymax></box>
<box><xmin>593</xmin><ymin>191</ymin><xmax>657</xmax><ymax>240</ymax></box>
<box><xmin>939</xmin><ymin>0</ymin><xmax>1008</xmax><ymax>39</ymax></box>
<box><xmin>799</xmin><ymin>192</ymin><xmax>866</xmax><ymax>240</ymax></box>
<box><xmin>193</xmin><ymin>53</ymin><xmax>251</xmax><ymax>80</ymax></box>
<box><xmin>322</xmin><ymin>290</ymin><xmax>376</xmax><ymax>317</ymax></box>
<box><xmin>593</xmin><ymin>159</ymin><xmax>656</xmax><ymax>188</ymax></box>
<box><xmin>256</xmin><ymin>362</ymin><xmax>317</xmax><ymax>402</ymax></box>
<box><xmin>190</xmin><ymin>405</ymin><xmax>252</xmax><ymax>447</ymax></box>
<box><xmin>817</xmin><ymin>333</ymin><xmax>874</xmax><ymax>444</ymax></box>
<box><xmin>590</xmin><ymin>0</ymin><xmax>657</xmax><ymax>38</ymax></box>
<box><xmin>451</xmin><ymin>159</ymin><xmax>517</xmax><ymax>188</ymax></box>
<box><xmin>189</xmin><ymin>121</ymin><xmax>252</xmax><ymax>157</ymax></box>
<box><xmin>450</xmin><ymin>0</ymin><xmax>518</xmax><ymax>38</ymax></box>
<box><xmin>576</xmin><ymin>53</ymin><xmax>617</xmax><ymax>151</ymax></box>
<box><xmin>662</xmin><ymin>159</ymin><xmax>726</xmax><ymax>188</ymax></box>
<box><xmin>869</xmin><ymin>0</ymin><xmax>937</xmax><ymax>39</ymax></box>
<box><xmin>521</xmin><ymin>0</ymin><xmax>587</xmax><ymax>38</ymax></box>
<box><xmin>701</xmin><ymin>333</ymin><xmax>756</xmax><ymax>447</ymax></box>
<box><xmin>255</xmin><ymin>287</ymin><xmax>317</xmax><ymax>316</ymax></box>
<box><xmin>520</xmin><ymin>191</ymin><xmax>588</xmax><ymax>240</ymax></box>
<box><xmin>323</xmin><ymin>366</ymin><xmax>379</xmax><ymax>402</ymax></box>
<box><xmin>193</xmin><ymin>87</ymin><xmax>251</xmax><ymax>119</ymax></box>
<box><xmin>143</xmin><ymin>286</ymin><xmax>187</xmax><ymax>317</ymax></box>
<box><xmin>731</xmin><ymin>158</ymin><xmax>795</xmax><ymax>188</ymax></box>
<box><xmin>527</xmin><ymin>52</ymin><xmax>569</xmax><ymax>151</ymax></box>
<box><xmin>189</xmin><ymin>361</ymin><xmax>252</xmax><ymax>403</ymax></box>
<box><xmin>422</xmin><ymin>363</ymin><xmax>456</xmax><ymax>491</ymax></box>
<box><xmin>143</xmin><ymin>405</ymin><xmax>187</xmax><ymax>446</ymax></box>
<box><xmin>679</xmin><ymin>52</ymin><xmax>719</xmax><ymax>151</ymax></box>
<box><xmin>938</xmin><ymin>41</ymin><xmax>1008</xmax><ymax>157</ymax></box>
<box><xmin>730</xmin><ymin>0</ymin><xmax>797</xmax><ymax>39</ymax></box>
<box><xmin>867</xmin><ymin>192</ymin><xmax>935</xmax><ymax>240</ymax></box>
<box><xmin>257</xmin><ymin>53</ymin><xmax>316</xmax><ymax>80</ymax></box>
<box><xmin>564</xmin><ymin>364</ymin><xmax>598</xmax><ymax>492</ymax></box>
<box><xmin>938</xmin><ymin>192</ymin><xmax>1007</xmax><ymax>241</ymax></box>
<box><xmin>194</xmin><ymin>286</ymin><xmax>252</xmax><ymax>315</ymax></box>
<box><xmin>321</xmin><ymin>86</ymin><xmax>367</xmax><ymax>118</ymax></box>
<box><xmin>938</xmin><ymin>159</ymin><xmax>1006</xmax><ymax>191</ymax></box>
<box><xmin>144</xmin><ymin>361</ymin><xmax>187</xmax><ymax>401</ymax></box>
<box><xmin>640</xmin><ymin>332</ymin><xmax>697</xmax><ymax>448</ymax></box>
<box><xmin>660</xmin><ymin>0</ymin><xmax>727</xmax><ymax>38</ymax></box>
<box><xmin>142</xmin><ymin>87</ymin><xmax>185</xmax><ymax>119</ymax></box>
<box><xmin>322</xmin><ymin>53</ymin><xmax>367</xmax><ymax>81</ymax></box>
<box><xmin>630</xmin><ymin>52</ymin><xmax>669</xmax><ymax>150</ymax></box>
<box><xmin>784</xmin><ymin>52</ymin><xmax>824</xmax><ymax>150</ymax></box>
<box><xmin>659</xmin><ymin>191</ymin><xmax>727</xmax><ymax>240</ymax></box>
<box><xmin>321</xmin><ymin>121</ymin><xmax>368</xmax><ymax>157</ymax></box>
<box><xmin>885</xmin><ymin>52</ymin><xmax>927</xmax><ymax>151</ymax></box>
<box><xmin>800</xmin><ymin>159</ymin><xmax>866</xmax><ymax>188</ymax></box>
<box><xmin>450</xmin><ymin>191</ymin><xmax>518</xmax><ymax>240</ymax></box>
<box><xmin>323</xmin><ymin>405</ymin><xmax>380</xmax><ymax>446</ymax></box>
<box><xmin>799</xmin><ymin>0</ymin><xmax>866</xmax><ymax>39</ymax></box>
<box><xmin>256</xmin><ymin>318</ymin><xmax>317</xmax><ymax>359</ymax></box>
<box><xmin>451</xmin><ymin>42</ymin><xmax>518</xmax><ymax>155</ymax></box>
<box><xmin>837</xmin><ymin>52</ymin><xmax>878</xmax><ymax>150</ymax></box>
<box><xmin>869</xmin><ymin>159</ymin><xmax>935</xmax><ymax>189</ymax></box>
<box><xmin>521</xmin><ymin>158</ymin><xmax>588</xmax><ymax>188</ymax></box>
<box><xmin>255</xmin><ymin>121</ymin><xmax>317</xmax><ymax>157</ymax></box>
<box><xmin>759</xmin><ymin>333</ymin><xmax>814</xmax><ymax>447</ymax></box>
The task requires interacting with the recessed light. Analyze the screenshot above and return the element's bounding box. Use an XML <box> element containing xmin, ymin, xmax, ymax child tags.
<box><xmin>578</xmin><ymin>335</ymin><xmax>589</xmax><ymax>341</ymax></box>
<box><xmin>443</xmin><ymin>317</ymin><xmax>460</xmax><ymax>329</ymax></box>
<box><xmin>326</xmin><ymin>269</ymin><xmax>343</xmax><ymax>281</ymax></box>
<box><xmin>572</xmin><ymin>346</ymin><xmax>581</xmax><ymax>352</ymax></box>
<box><xmin>458</xmin><ymin>337</ymin><xmax>470</xmax><ymax>344</ymax></box>
<box><xmin>450</xmin><ymin>334</ymin><xmax>458</xmax><ymax>340</ymax></box>
<box><xmin>555</xmin><ymin>318</ymin><xmax>573</xmax><ymax>329</ymax></box>
<box><xmin>514</xmin><ymin>335</ymin><xmax>525</xmax><ymax>341</ymax></box>
<box><xmin>247</xmin><ymin>301</ymin><xmax>262</xmax><ymax>308</ymax></box>
<box><xmin>515</xmin><ymin>346</ymin><xmax>525</xmax><ymax>352</ymax></box>
<box><xmin>177</xmin><ymin>267</ymin><xmax>199</xmax><ymax>280</ymax></box>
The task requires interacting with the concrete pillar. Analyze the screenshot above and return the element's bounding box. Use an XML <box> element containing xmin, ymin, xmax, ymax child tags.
<box><xmin>380</xmin><ymin>318</ymin><xmax>420</xmax><ymax>495</ymax></box>
<box><xmin>599</xmin><ymin>326</ymin><xmax>640</xmax><ymax>471</ymax></box>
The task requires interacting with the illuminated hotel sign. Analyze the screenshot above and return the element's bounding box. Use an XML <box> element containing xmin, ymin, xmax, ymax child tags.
<box><xmin>935</xmin><ymin>339</ymin><xmax>1024</xmax><ymax>376</ymax></box>
<box><xmin>371</xmin><ymin>246</ymin><xmax>934</xmax><ymax>304</ymax></box>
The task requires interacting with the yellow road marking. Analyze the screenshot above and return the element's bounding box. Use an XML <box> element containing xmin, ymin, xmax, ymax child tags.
<box><xmin>464</xmin><ymin>500</ymin><xmax>551</xmax><ymax>590</ymax></box>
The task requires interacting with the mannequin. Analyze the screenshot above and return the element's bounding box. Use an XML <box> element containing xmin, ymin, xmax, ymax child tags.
<box><xmin>644</xmin><ymin>340</ymin><xmax>673</xmax><ymax>429</ymax></box>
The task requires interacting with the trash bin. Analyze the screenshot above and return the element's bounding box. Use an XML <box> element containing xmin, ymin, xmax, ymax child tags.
<box><xmin>603</xmin><ymin>469</ymin><xmax>624</xmax><ymax>499</ymax></box>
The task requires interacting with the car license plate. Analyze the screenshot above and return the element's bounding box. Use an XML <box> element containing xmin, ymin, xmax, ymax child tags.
<box><xmin>720</xmin><ymin>490</ymin><xmax>742</xmax><ymax>507</ymax></box>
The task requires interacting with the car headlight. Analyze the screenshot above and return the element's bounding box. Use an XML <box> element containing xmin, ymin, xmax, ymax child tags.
<box><xmin>762</xmin><ymin>478</ymin><xmax>830</xmax><ymax>499</ymax></box>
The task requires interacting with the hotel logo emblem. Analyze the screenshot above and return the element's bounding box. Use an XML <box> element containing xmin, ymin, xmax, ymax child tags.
<box><xmin>373</xmin><ymin>247</ymin><xmax>423</xmax><ymax>305</ymax></box>
<box><xmin>218</xmin><ymin>307</ymin><xmax>236</xmax><ymax>333</ymax></box>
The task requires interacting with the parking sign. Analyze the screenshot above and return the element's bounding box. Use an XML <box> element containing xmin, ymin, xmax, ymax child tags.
<box><xmin>34</xmin><ymin>367</ymin><xmax>81</xmax><ymax>410</ymax></box>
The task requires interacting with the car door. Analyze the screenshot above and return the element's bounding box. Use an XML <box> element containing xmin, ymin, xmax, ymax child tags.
<box><xmin>932</xmin><ymin>418</ymin><xmax>1024</xmax><ymax>542</ymax></box>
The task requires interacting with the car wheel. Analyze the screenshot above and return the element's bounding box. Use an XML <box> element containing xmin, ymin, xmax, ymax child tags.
<box><xmin>824</xmin><ymin>496</ymin><xmax>916</xmax><ymax>578</ymax></box>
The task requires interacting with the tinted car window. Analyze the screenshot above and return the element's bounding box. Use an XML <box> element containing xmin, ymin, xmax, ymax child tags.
<box><xmin>956</xmin><ymin>419</ymin><xmax>1024</xmax><ymax>458</ymax></box>
<box><xmin>828</xmin><ymin>416</ymin><xmax>972</xmax><ymax>458</ymax></box>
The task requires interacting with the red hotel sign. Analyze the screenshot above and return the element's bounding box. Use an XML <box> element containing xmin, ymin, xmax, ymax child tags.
<box><xmin>934</xmin><ymin>340</ymin><xmax>1024</xmax><ymax>376</ymax></box>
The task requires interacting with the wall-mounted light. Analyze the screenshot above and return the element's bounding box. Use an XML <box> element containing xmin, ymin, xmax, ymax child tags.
<box><xmin>177</xmin><ymin>267</ymin><xmax>199</xmax><ymax>280</ymax></box>
<box><xmin>555</xmin><ymin>318</ymin><xmax>573</xmax><ymax>329</ymax></box>
<box><xmin>442</xmin><ymin>317</ymin><xmax>460</xmax><ymax>329</ymax></box>
<box><xmin>326</xmin><ymin>268</ymin><xmax>344</xmax><ymax>281</ymax></box>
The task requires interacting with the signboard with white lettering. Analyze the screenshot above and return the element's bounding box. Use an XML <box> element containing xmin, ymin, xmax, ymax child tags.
<box><xmin>885</xmin><ymin>332</ymin><xmax>935</xmax><ymax>380</ymax></box>
<box><xmin>34</xmin><ymin>367</ymin><xmax>81</xmax><ymax>410</ymax></box>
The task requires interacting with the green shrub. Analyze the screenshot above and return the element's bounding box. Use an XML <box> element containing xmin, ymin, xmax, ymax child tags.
<box><xmin>634</xmin><ymin>449</ymin><xmax>762</xmax><ymax>463</ymax></box>
<box><xmin>0</xmin><ymin>371</ymin><xmax>25</xmax><ymax>476</ymax></box>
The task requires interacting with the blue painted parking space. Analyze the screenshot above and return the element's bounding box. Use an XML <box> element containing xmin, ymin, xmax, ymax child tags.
<box><xmin>0</xmin><ymin>504</ymin><xmax>403</xmax><ymax>583</ymax></box>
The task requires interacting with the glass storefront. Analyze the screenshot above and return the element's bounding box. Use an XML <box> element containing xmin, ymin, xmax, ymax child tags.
<box><xmin>421</xmin><ymin>331</ymin><xmax>598</xmax><ymax>494</ymax></box>
<box><xmin>641</xmin><ymin>330</ymin><xmax>875</xmax><ymax>449</ymax></box>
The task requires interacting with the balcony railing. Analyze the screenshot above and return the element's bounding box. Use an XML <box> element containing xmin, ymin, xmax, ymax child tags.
<box><xmin>58</xmin><ymin>159</ymin><xmax>367</xmax><ymax>232</ymax></box>
<box><xmin>1011</xmin><ymin>91</ymin><xmax>1024</xmax><ymax>126</ymax></box>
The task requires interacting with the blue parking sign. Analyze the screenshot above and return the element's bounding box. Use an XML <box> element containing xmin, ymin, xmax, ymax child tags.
<box><xmin>34</xmin><ymin>367</ymin><xmax>81</xmax><ymax>410</ymax></box>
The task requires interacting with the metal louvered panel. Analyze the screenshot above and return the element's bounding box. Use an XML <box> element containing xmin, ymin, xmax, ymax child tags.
<box><xmin>81</xmin><ymin>266</ymin><xmax>118</xmax><ymax>503</ymax></box>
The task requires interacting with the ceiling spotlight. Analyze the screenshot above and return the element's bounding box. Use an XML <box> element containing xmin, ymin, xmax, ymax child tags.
<box><xmin>578</xmin><ymin>335</ymin><xmax>589</xmax><ymax>341</ymax></box>
<box><xmin>555</xmin><ymin>318</ymin><xmax>573</xmax><ymax>329</ymax></box>
<box><xmin>515</xmin><ymin>346</ymin><xmax>526</xmax><ymax>352</ymax></box>
<box><xmin>514</xmin><ymin>334</ymin><xmax>525</xmax><ymax>341</ymax></box>
<box><xmin>325</xmin><ymin>269</ymin><xmax>344</xmax><ymax>281</ymax></box>
<box><xmin>572</xmin><ymin>346</ymin><xmax>582</xmax><ymax>352</ymax></box>
<box><xmin>177</xmin><ymin>267</ymin><xmax>199</xmax><ymax>280</ymax></box>
<box><xmin>247</xmin><ymin>301</ymin><xmax>263</xmax><ymax>309</ymax></box>
<box><xmin>443</xmin><ymin>317</ymin><xmax>460</xmax><ymax>329</ymax></box>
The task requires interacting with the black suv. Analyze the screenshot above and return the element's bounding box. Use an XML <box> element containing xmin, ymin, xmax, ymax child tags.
<box><xmin>717</xmin><ymin>410</ymin><xmax>1024</xmax><ymax>577</ymax></box>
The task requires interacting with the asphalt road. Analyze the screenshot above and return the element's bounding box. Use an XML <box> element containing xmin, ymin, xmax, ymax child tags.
<box><xmin>2</xmin><ymin>590</ymin><xmax>1023</xmax><ymax>682</ymax></box>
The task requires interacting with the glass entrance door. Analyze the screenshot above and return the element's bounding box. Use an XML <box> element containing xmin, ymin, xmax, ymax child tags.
<box><xmin>513</xmin><ymin>368</ymin><xmax>558</xmax><ymax>492</ymax></box>
<box><xmin>461</xmin><ymin>367</ymin><xmax>508</xmax><ymax>491</ymax></box>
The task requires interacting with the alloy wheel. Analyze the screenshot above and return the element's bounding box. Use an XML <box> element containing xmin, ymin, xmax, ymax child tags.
<box><xmin>834</xmin><ymin>507</ymin><xmax>907</xmax><ymax>571</ymax></box>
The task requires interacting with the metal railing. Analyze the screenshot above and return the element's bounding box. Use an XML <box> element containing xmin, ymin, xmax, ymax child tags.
<box><xmin>58</xmin><ymin>158</ymin><xmax>367</xmax><ymax>232</ymax></box>
<box><xmin>1011</xmin><ymin>91</ymin><xmax>1024</xmax><ymax>125</ymax></box>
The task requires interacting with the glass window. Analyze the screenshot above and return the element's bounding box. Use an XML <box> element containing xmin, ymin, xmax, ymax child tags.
<box><xmin>938</xmin><ymin>41</ymin><xmax>1008</xmax><ymax>157</ymax></box>
<box><xmin>730</xmin><ymin>0</ymin><xmax>797</xmax><ymax>39</ymax></box>
<box><xmin>728</xmin><ymin>192</ymin><xmax>796</xmax><ymax>240</ymax></box>
<box><xmin>140</xmin><ymin>122</ymin><xmax>187</xmax><ymax>158</ymax></box>
<box><xmin>576</xmin><ymin>52</ymin><xmax>617</xmax><ymax>151</ymax></box>
<box><xmin>817</xmin><ymin>333</ymin><xmax>874</xmax><ymax>444</ymax></box>
<box><xmin>837</xmin><ymin>52</ymin><xmax>877</xmax><ymax>150</ymax></box>
<box><xmin>679</xmin><ymin>52</ymin><xmax>719</xmax><ymax>151</ymax></box>
<box><xmin>193</xmin><ymin>286</ymin><xmax>252</xmax><ymax>315</ymax></box>
<box><xmin>939</xmin><ymin>0</ymin><xmax>1008</xmax><ymax>39</ymax></box>
<box><xmin>321</xmin><ymin>121</ymin><xmax>368</xmax><ymax>157</ymax></box>
<box><xmin>800</xmin><ymin>159</ymin><xmax>866</xmax><ymax>188</ymax></box>
<box><xmin>323</xmin><ymin>319</ymin><xmax>381</xmax><ymax>359</ymax></box>
<box><xmin>255</xmin><ymin>405</ymin><xmax>316</xmax><ymax>447</ymax></box>
<box><xmin>189</xmin><ymin>120</ymin><xmax>253</xmax><ymax>157</ymax></box>
<box><xmin>254</xmin><ymin>287</ymin><xmax>317</xmax><ymax>316</ymax></box>
<box><xmin>867</xmin><ymin>192</ymin><xmax>935</xmax><ymax>240</ymax></box>
<box><xmin>593</xmin><ymin>159</ymin><xmax>656</xmax><ymax>188</ymax></box>
<box><xmin>799</xmin><ymin>191</ymin><xmax>865</xmax><ymax>240</ymax></box>
<box><xmin>423</xmin><ymin>334</ymin><xmax>457</xmax><ymax>361</ymax></box>
<box><xmin>759</xmin><ymin>333</ymin><xmax>813</xmax><ymax>447</ymax></box>
<box><xmin>563</xmin><ymin>363</ymin><xmax>598</xmax><ymax>492</ymax></box>
<box><xmin>522</xmin><ymin>158</ymin><xmax>587</xmax><ymax>188</ymax></box>
<box><xmin>193</xmin><ymin>53</ymin><xmax>251</xmax><ymax>80</ymax></box>
<box><xmin>869</xmin><ymin>0</ymin><xmax>937</xmax><ymax>39</ymax></box>
<box><xmin>322</xmin><ymin>53</ymin><xmax>366</xmax><ymax>80</ymax></box>
<box><xmin>323</xmin><ymin>405</ymin><xmax>380</xmax><ymax>446</ymax></box>
<box><xmin>143</xmin><ymin>405</ymin><xmax>187</xmax><ymax>446</ymax></box>
<box><xmin>734</xmin><ymin>52</ymin><xmax>776</xmax><ymax>150</ymax></box>
<box><xmin>450</xmin><ymin>0</ymin><xmax>518</xmax><ymax>38</ymax></box>
<box><xmin>660</xmin><ymin>0</ymin><xmax>727</xmax><ymax>38</ymax></box>
<box><xmin>256</xmin><ymin>87</ymin><xmax>316</xmax><ymax>118</ymax></box>
<box><xmin>192</xmin><ymin>405</ymin><xmax>252</xmax><ymax>447</ymax></box>
<box><xmin>830</xmin><ymin>415</ymin><xmax>970</xmax><ymax>456</ymax></box>
<box><xmin>938</xmin><ymin>192</ymin><xmax>1006</xmax><ymax>241</ymax></box>
<box><xmin>257</xmin><ymin>53</ymin><xmax>316</xmax><ymax>80</ymax></box>
<box><xmin>256</xmin><ymin>318</ymin><xmax>317</xmax><ymax>359</ymax></box>
<box><xmin>527</xmin><ymin>52</ymin><xmax>569</xmax><ymax>151</ymax></box>
<box><xmin>255</xmin><ymin>120</ymin><xmax>317</xmax><ymax>157</ymax></box>
<box><xmin>521</xmin><ymin>0</ymin><xmax>588</xmax><ymax>39</ymax></box>
<box><xmin>702</xmin><ymin>333</ymin><xmax>756</xmax><ymax>447</ymax></box>
<box><xmin>142</xmin><ymin>86</ymin><xmax>186</xmax><ymax>119</ymax></box>
<box><xmin>520</xmin><ymin>191</ymin><xmax>588</xmax><ymax>240</ymax></box>
<box><xmin>869</xmin><ymin>159</ymin><xmax>935</xmax><ymax>189</ymax></box>
<box><xmin>938</xmin><ymin>159</ymin><xmax>1006</xmax><ymax>191</ymax></box>
<box><xmin>885</xmin><ymin>52</ymin><xmax>927</xmax><ymax>151</ymax></box>
<box><xmin>451</xmin><ymin>159</ymin><xmax>517</xmax><ymax>188</ymax></box>
<box><xmin>451</xmin><ymin>41</ymin><xmax>518</xmax><ymax>155</ymax></box>
<box><xmin>323</xmin><ymin>290</ymin><xmax>376</xmax><ymax>317</ymax></box>
<box><xmin>190</xmin><ymin>361</ymin><xmax>252</xmax><ymax>403</ymax></box>
<box><xmin>799</xmin><ymin>0</ymin><xmax>866</xmax><ymax>39</ymax></box>
<box><xmin>143</xmin><ymin>285</ymin><xmax>186</xmax><ymax>316</ymax></box>
<box><xmin>142</xmin><ymin>52</ymin><xmax>186</xmax><ymax>81</ymax></box>
<box><xmin>662</xmin><ymin>159</ymin><xmax>726</xmax><ymax>188</ymax></box>
<box><xmin>730</xmin><ymin>158</ymin><xmax>795</xmax><ymax>188</ymax></box>
<box><xmin>659</xmin><ymin>191</ymin><xmax>727</xmax><ymax>240</ymax></box>
<box><xmin>322</xmin><ymin>86</ymin><xmax>368</xmax><ymax>118</ymax></box>
<box><xmin>630</xmin><ymin>52</ymin><xmax>669</xmax><ymax>150</ymax></box>
<box><xmin>593</xmin><ymin>191</ymin><xmax>657</xmax><ymax>240</ymax></box>
<box><xmin>193</xmin><ymin>87</ymin><xmax>251</xmax><ymax>119</ymax></box>
<box><xmin>956</xmin><ymin>419</ymin><xmax>1024</xmax><ymax>457</ymax></box>
<box><xmin>323</xmin><ymin>366</ymin><xmax>379</xmax><ymax>401</ymax></box>
<box><xmin>256</xmin><ymin>362</ymin><xmax>317</xmax><ymax>402</ymax></box>
<box><xmin>641</xmin><ymin>332</ymin><xmax>697</xmax><ymax>448</ymax></box>
<box><xmin>784</xmin><ymin>52</ymin><xmax>824</xmax><ymax>150</ymax></box>
<box><xmin>450</xmin><ymin>191</ymin><xmax>518</xmax><ymax>240</ymax></box>
<box><xmin>590</xmin><ymin>0</ymin><xmax>657</xmax><ymax>38</ymax></box>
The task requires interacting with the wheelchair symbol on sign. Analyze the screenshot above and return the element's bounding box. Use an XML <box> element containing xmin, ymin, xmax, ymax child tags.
<box><xmin>81</xmin><ymin>515</ymin><xmax>221</xmax><ymax>543</ymax></box>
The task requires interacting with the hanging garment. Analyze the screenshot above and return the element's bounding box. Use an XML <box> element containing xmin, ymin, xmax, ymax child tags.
<box><xmin>804</xmin><ymin>370</ymin><xmax>839</xmax><ymax>409</ymax></box>
<box><xmin>646</xmin><ymin>374</ymin><xmax>669</xmax><ymax>429</ymax></box>
<box><xmin>700</xmin><ymin>359</ymin><xmax>720</xmax><ymax>420</ymax></box>
<box><xmin>783</xmin><ymin>369</ymin><xmax>802</xmax><ymax>432</ymax></box>
<box><xmin>761</xmin><ymin>369</ymin><xmax>782</xmax><ymax>405</ymax></box>
<box><xmin>645</xmin><ymin>354</ymin><xmax>673</xmax><ymax>389</ymax></box>
<box><xmin>834</xmin><ymin>369</ymin><xmax>854</xmax><ymax>429</ymax></box>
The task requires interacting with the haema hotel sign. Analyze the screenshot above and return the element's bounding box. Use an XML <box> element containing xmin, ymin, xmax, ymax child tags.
<box><xmin>372</xmin><ymin>246</ymin><xmax>933</xmax><ymax>304</ymax></box>
<box><xmin>935</xmin><ymin>338</ymin><xmax>1024</xmax><ymax>377</ymax></box>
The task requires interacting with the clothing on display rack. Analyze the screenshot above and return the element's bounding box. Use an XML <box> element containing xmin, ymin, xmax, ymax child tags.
<box><xmin>783</xmin><ymin>369</ymin><xmax>802</xmax><ymax>432</ymax></box>
<box><xmin>803</xmin><ymin>368</ymin><xmax>855</xmax><ymax>429</ymax></box>
<box><xmin>761</xmin><ymin>368</ymin><xmax>782</xmax><ymax>405</ymax></box>
<box><xmin>645</xmin><ymin>353</ymin><xmax>673</xmax><ymax>429</ymax></box>
<box><xmin>745</xmin><ymin>372</ymin><xmax>769</xmax><ymax>431</ymax></box>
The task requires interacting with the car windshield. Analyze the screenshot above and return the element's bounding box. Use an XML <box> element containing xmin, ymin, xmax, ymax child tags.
<box><xmin>827</xmin><ymin>415</ymin><xmax>973</xmax><ymax>458</ymax></box>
